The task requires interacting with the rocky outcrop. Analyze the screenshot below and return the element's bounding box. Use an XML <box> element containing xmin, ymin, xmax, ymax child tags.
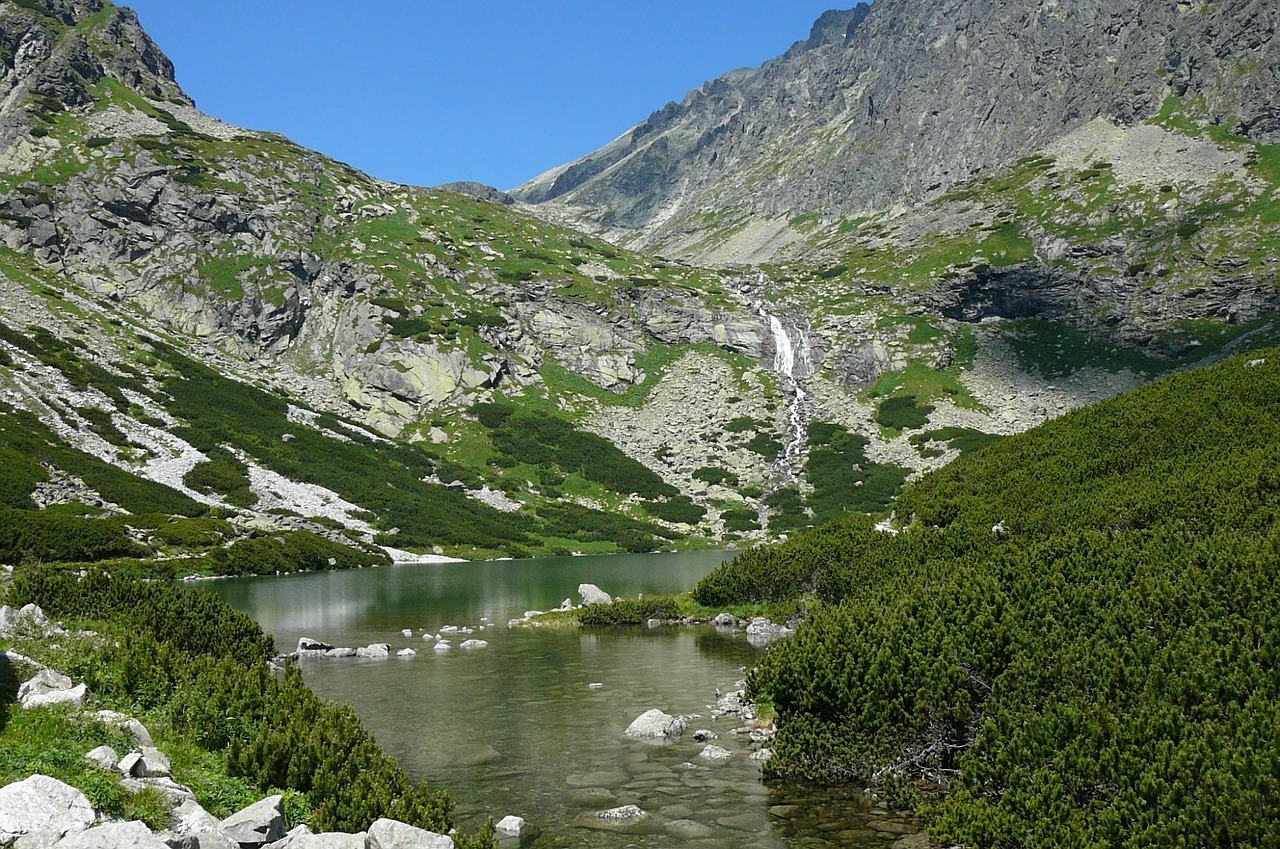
<box><xmin>515</xmin><ymin>0</ymin><xmax>1280</xmax><ymax>258</ymax></box>
<box><xmin>0</xmin><ymin>775</ymin><xmax>95</xmax><ymax>846</ymax></box>
<box><xmin>218</xmin><ymin>795</ymin><xmax>287</xmax><ymax>848</ymax></box>
<box><xmin>577</xmin><ymin>583</ymin><xmax>612</xmax><ymax>606</ymax></box>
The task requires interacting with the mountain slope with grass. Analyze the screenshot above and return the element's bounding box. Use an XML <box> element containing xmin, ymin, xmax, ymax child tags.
<box><xmin>692</xmin><ymin>347</ymin><xmax>1280</xmax><ymax>846</ymax></box>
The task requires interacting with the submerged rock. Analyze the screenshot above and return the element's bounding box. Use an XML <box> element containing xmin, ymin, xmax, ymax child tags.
<box><xmin>494</xmin><ymin>816</ymin><xmax>528</xmax><ymax>837</ymax></box>
<box><xmin>596</xmin><ymin>805</ymin><xmax>645</xmax><ymax>822</ymax></box>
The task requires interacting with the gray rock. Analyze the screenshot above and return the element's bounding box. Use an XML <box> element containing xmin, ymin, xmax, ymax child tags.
<box><xmin>458</xmin><ymin>639</ymin><xmax>487</xmax><ymax>650</ymax></box>
<box><xmin>577</xmin><ymin>584</ymin><xmax>612</xmax><ymax>606</ymax></box>
<box><xmin>663</xmin><ymin>819</ymin><xmax>715</xmax><ymax>840</ymax></box>
<box><xmin>354</xmin><ymin>644</ymin><xmax>389</xmax><ymax>658</ymax></box>
<box><xmin>366</xmin><ymin>818</ymin><xmax>453</xmax><ymax>849</ymax></box>
<box><xmin>0</xmin><ymin>775</ymin><xmax>95</xmax><ymax>845</ymax></box>
<box><xmin>0</xmin><ymin>604</ymin><xmax>19</xmax><ymax>634</ymax></box>
<box><xmin>323</xmin><ymin>648</ymin><xmax>357</xmax><ymax>658</ymax></box>
<box><xmin>121</xmin><ymin>776</ymin><xmax>194</xmax><ymax>807</ymax></box>
<box><xmin>623</xmin><ymin>709</ymin><xmax>686</xmax><ymax>741</ymax></box>
<box><xmin>18</xmin><ymin>670</ymin><xmax>85</xmax><ymax>709</ymax></box>
<box><xmin>84</xmin><ymin>746</ymin><xmax>118</xmax><ymax>771</ymax></box>
<box><xmin>184</xmin><ymin>831</ymin><xmax>242</xmax><ymax>849</ymax></box>
<box><xmin>121</xmin><ymin>747</ymin><xmax>171</xmax><ymax>778</ymax></box>
<box><xmin>218</xmin><ymin>795</ymin><xmax>286</xmax><ymax>848</ymax></box>
<box><xmin>296</xmin><ymin>637</ymin><xmax>333</xmax><ymax>653</ymax></box>
<box><xmin>691</xmin><ymin>729</ymin><xmax>718</xmax><ymax>742</ymax></box>
<box><xmin>53</xmin><ymin>821</ymin><xmax>169</xmax><ymax>849</ymax></box>
<box><xmin>266</xmin><ymin>830</ymin><xmax>367</xmax><ymax>849</ymax></box>
<box><xmin>169</xmin><ymin>799</ymin><xmax>221</xmax><ymax>837</ymax></box>
<box><xmin>711</xmin><ymin>612</ymin><xmax>736</xmax><ymax>627</ymax></box>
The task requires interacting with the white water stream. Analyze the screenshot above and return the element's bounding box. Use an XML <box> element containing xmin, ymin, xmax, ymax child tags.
<box><xmin>762</xmin><ymin>310</ymin><xmax>811</xmax><ymax>482</ymax></box>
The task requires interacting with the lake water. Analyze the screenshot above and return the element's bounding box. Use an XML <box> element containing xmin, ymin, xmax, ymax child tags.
<box><xmin>204</xmin><ymin>551</ymin><xmax>922</xmax><ymax>848</ymax></box>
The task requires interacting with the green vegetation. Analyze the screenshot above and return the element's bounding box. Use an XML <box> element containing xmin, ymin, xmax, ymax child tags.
<box><xmin>579</xmin><ymin>595</ymin><xmax>682</xmax><ymax>626</ymax></box>
<box><xmin>693</xmin><ymin>350</ymin><xmax>1280</xmax><ymax>846</ymax></box>
<box><xmin>874</xmin><ymin>395</ymin><xmax>934</xmax><ymax>430</ymax></box>
<box><xmin>184</xmin><ymin>447</ymin><xmax>256</xmax><ymax>507</ymax></box>
<box><xmin>2</xmin><ymin>565</ymin><xmax>486</xmax><ymax>841</ymax></box>
<box><xmin>805</xmin><ymin>422</ymin><xmax>909</xmax><ymax>522</ymax></box>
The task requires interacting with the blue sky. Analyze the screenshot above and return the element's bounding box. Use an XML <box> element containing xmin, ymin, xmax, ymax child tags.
<box><xmin>123</xmin><ymin>2</ymin><xmax>846</xmax><ymax>190</ymax></box>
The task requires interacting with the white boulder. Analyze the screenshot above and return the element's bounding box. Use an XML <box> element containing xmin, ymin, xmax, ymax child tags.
<box><xmin>355</xmin><ymin>644</ymin><xmax>390</xmax><ymax>658</ymax></box>
<box><xmin>577</xmin><ymin>584</ymin><xmax>612</xmax><ymax>606</ymax></box>
<box><xmin>84</xmin><ymin>746</ymin><xmax>118</xmax><ymax>772</ymax></box>
<box><xmin>367</xmin><ymin>817</ymin><xmax>454</xmax><ymax>849</ymax></box>
<box><xmin>396</xmin><ymin>648</ymin><xmax>416</xmax><ymax>657</ymax></box>
<box><xmin>458</xmin><ymin>639</ymin><xmax>488</xmax><ymax>650</ymax></box>
<box><xmin>18</xmin><ymin>670</ymin><xmax>85</xmax><ymax>710</ymax></box>
<box><xmin>0</xmin><ymin>775</ymin><xmax>95</xmax><ymax>845</ymax></box>
<box><xmin>698</xmin><ymin>744</ymin><xmax>732</xmax><ymax>761</ymax></box>
<box><xmin>494</xmin><ymin>815</ymin><xmax>528</xmax><ymax>837</ymax></box>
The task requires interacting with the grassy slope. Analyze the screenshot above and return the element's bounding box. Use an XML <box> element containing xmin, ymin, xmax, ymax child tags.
<box><xmin>694</xmin><ymin>348</ymin><xmax>1280</xmax><ymax>847</ymax></box>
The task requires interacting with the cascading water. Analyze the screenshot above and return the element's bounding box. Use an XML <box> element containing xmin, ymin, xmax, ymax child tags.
<box><xmin>761</xmin><ymin>308</ymin><xmax>810</xmax><ymax>483</ymax></box>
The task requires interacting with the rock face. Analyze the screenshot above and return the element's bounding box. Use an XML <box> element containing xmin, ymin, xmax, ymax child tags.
<box><xmin>515</xmin><ymin>0</ymin><xmax>1280</xmax><ymax>259</ymax></box>
<box><xmin>0</xmin><ymin>775</ymin><xmax>95</xmax><ymax>845</ymax></box>
<box><xmin>54</xmin><ymin>821</ymin><xmax>170</xmax><ymax>849</ymax></box>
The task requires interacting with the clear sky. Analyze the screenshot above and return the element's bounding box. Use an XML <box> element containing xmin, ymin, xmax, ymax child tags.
<box><xmin>122</xmin><ymin>2</ymin><xmax>846</xmax><ymax>191</ymax></box>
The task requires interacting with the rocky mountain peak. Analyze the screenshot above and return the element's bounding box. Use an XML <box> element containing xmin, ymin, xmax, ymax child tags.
<box><xmin>1</xmin><ymin>0</ymin><xmax>189</xmax><ymax>147</ymax></box>
<box><xmin>784</xmin><ymin>3</ymin><xmax>870</xmax><ymax>57</ymax></box>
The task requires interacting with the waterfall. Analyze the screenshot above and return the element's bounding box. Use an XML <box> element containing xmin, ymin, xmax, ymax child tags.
<box><xmin>761</xmin><ymin>308</ymin><xmax>810</xmax><ymax>481</ymax></box>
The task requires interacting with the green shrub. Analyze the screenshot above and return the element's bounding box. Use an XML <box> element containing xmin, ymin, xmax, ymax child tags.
<box><xmin>640</xmin><ymin>496</ymin><xmax>706</xmax><ymax>525</ymax></box>
<box><xmin>693</xmin><ymin>466</ymin><xmax>739</xmax><ymax>486</ymax></box>
<box><xmin>579</xmin><ymin>595</ymin><xmax>681</xmax><ymax>625</ymax></box>
<box><xmin>875</xmin><ymin>395</ymin><xmax>933</xmax><ymax>430</ymax></box>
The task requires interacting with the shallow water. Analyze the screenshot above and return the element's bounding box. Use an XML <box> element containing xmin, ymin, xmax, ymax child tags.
<box><xmin>204</xmin><ymin>551</ymin><xmax>922</xmax><ymax>847</ymax></box>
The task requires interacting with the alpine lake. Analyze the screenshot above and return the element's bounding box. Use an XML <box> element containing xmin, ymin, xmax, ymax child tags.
<box><xmin>202</xmin><ymin>551</ymin><xmax>925</xmax><ymax>848</ymax></box>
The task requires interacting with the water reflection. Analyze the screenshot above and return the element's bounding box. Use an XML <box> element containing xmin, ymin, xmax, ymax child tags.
<box><xmin>202</xmin><ymin>552</ymin><xmax>922</xmax><ymax>848</ymax></box>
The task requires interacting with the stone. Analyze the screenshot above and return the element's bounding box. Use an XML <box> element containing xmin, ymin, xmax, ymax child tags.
<box><xmin>18</xmin><ymin>669</ymin><xmax>86</xmax><ymax>710</ymax></box>
<box><xmin>433</xmin><ymin>642</ymin><xmax>451</xmax><ymax>652</ymax></box>
<box><xmin>692</xmin><ymin>729</ymin><xmax>718</xmax><ymax>742</ymax></box>
<box><xmin>712</xmin><ymin>612</ymin><xmax>736</xmax><ymax>627</ymax></box>
<box><xmin>218</xmin><ymin>795</ymin><xmax>286</xmax><ymax>848</ymax></box>
<box><xmin>185</xmin><ymin>830</ymin><xmax>243</xmax><ymax>849</ymax></box>
<box><xmin>122</xmin><ymin>747</ymin><xmax>171</xmax><ymax>778</ymax></box>
<box><xmin>577</xmin><ymin>584</ymin><xmax>612</xmax><ymax>606</ymax></box>
<box><xmin>0</xmin><ymin>604</ymin><xmax>19</xmax><ymax>634</ymax></box>
<box><xmin>366</xmin><ymin>818</ymin><xmax>453</xmax><ymax>849</ymax></box>
<box><xmin>170</xmin><ymin>799</ymin><xmax>221</xmax><ymax>837</ymax></box>
<box><xmin>269</xmin><ymin>832</ymin><xmax>367</xmax><ymax>849</ymax></box>
<box><xmin>595</xmin><ymin>805</ymin><xmax>645</xmax><ymax>822</ymax></box>
<box><xmin>493</xmin><ymin>816</ymin><xmax>527</xmax><ymax>837</ymax></box>
<box><xmin>0</xmin><ymin>776</ymin><xmax>95</xmax><ymax>845</ymax></box>
<box><xmin>323</xmin><ymin>648</ymin><xmax>357</xmax><ymax>658</ymax></box>
<box><xmin>95</xmin><ymin>710</ymin><xmax>153</xmax><ymax>746</ymax></box>
<box><xmin>396</xmin><ymin>648</ymin><xmax>416</xmax><ymax>657</ymax></box>
<box><xmin>400</xmin><ymin>629</ymin><xmax>412</xmax><ymax>637</ymax></box>
<box><xmin>663</xmin><ymin>819</ymin><xmax>715</xmax><ymax>840</ymax></box>
<box><xmin>84</xmin><ymin>746</ymin><xmax>118</xmax><ymax>771</ymax></box>
<box><xmin>355</xmin><ymin>644</ymin><xmax>390</xmax><ymax>658</ymax></box>
<box><xmin>750</xmin><ymin>748</ymin><xmax>774</xmax><ymax>763</ymax></box>
<box><xmin>54</xmin><ymin>821</ymin><xmax>170</xmax><ymax>849</ymax></box>
<box><xmin>698</xmin><ymin>744</ymin><xmax>732</xmax><ymax>761</ymax></box>
<box><xmin>624</xmin><ymin>708</ymin><xmax>687</xmax><ymax>741</ymax></box>
<box><xmin>458</xmin><ymin>639</ymin><xmax>487</xmax><ymax>650</ymax></box>
<box><xmin>297</xmin><ymin>637</ymin><xmax>333</xmax><ymax>653</ymax></box>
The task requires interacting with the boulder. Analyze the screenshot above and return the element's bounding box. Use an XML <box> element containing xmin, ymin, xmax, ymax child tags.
<box><xmin>119</xmin><ymin>747</ymin><xmax>171</xmax><ymax>778</ymax></box>
<box><xmin>266</xmin><ymin>831</ymin><xmax>367</xmax><ymax>849</ymax></box>
<box><xmin>493</xmin><ymin>816</ymin><xmax>527</xmax><ymax>838</ymax></box>
<box><xmin>170</xmin><ymin>799</ymin><xmax>222</xmax><ymax>837</ymax></box>
<box><xmin>367</xmin><ymin>818</ymin><xmax>453</xmax><ymax>849</ymax></box>
<box><xmin>53</xmin><ymin>821</ymin><xmax>169</xmax><ymax>849</ymax></box>
<box><xmin>219</xmin><ymin>795</ymin><xmax>286</xmax><ymax>848</ymax></box>
<box><xmin>122</xmin><ymin>776</ymin><xmax>194</xmax><ymax>807</ymax></box>
<box><xmin>355</xmin><ymin>644</ymin><xmax>390</xmax><ymax>658</ymax></box>
<box><xmin>433</xmin><ymin>642</ymin><xmax>451</xmax><ymax>652</ymax></box>
<box><xmin>18</xmin><ymin>669</ymin><xmax>85</xmax><ymax>709</ymax></box>
<box><xmin>323</xmin><ymin>648</ymin><xmax>357</xmax><ymax>658</ymax></box>
<box><xmin>183</xmin><ymin>831</ymin><xmax>242</xmax><ymax>849</ymax></box>
<box><xmin>577</xmin><ymin>584</ymin><xmax>612</xmax><ymax>606</ymax></box>
<box><xmin>400</xmin><ymin>629</ymin><xmax>412</xmax><ymax>637</ymax></box>
<box><xmin>458</xmin><ymin>640</ymin><xmax>487</xmax><ymax>650</ymax></box>
<box><xmin>84</xmin><ymin>746</ymin><xmax>118</xmax><ymax>771</ymax></box>
<box><xmin>712</xmin><ymin>612</ymin><xmax>737</xmax><ymax>627</ymax></box>
<box><xmin>396</xmin><ymin>648</ymin><xmax>416</xmax><ymax>657</ymax></box>
<box><xmin>624</xmin><ymin>709</ymin><xmax>686</xmax><ymax>740</ymax></box>
<box><xmin>0</xmin><ymin>775</ymin><xmax>95</xmax><ymax>845</ymax></box>
<box><xmin>749</xmin><ymin>748</ymin><xmax>774</xmax><ymax>763</ymax></box>
<box><xmin>296</xmin><ymin>637</ymin><xmax>333</xmax><ymax>653</ymax></box>
<box><xmin>692</xmin><ymin>729</ymin><xmax>718</xmax><ymax>742</ymax></box>
<box><xmin>0</xmin><ymin>604</ymin><xmax>19</xmax><ymax>634</ymax></box>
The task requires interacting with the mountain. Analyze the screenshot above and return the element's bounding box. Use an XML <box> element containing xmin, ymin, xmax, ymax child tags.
<box><xmin>515</xmin><ymin>0</ymin><xmax>1279</xmax><ymax>257</ymax></box>
<box><xmin>0</xmin><ymin>0</ymin><xmax>1277</xmax><ymax>566</ymax></box>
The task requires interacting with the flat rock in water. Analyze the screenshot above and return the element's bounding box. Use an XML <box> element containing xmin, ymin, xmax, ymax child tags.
<box><xmin>296</xmin><ymin>637</ymin><xmax>332</xmax><ymax>653</ymax></box>
<box><xmin>219</xmin><ymin>795</ymin><xmax>286</xmax><ymax>848</ymax></box>
<box><xmin>367</xmin><ymin>818</ymin><xmax>453</xmax><ymax>849</ymax></box>
<box><xmin>433</xmin><ymin>642</ymin><xmax>451</xmax><ymax>652</ymax></box>
<box><xmin>53</xmin><ymin>821</ymin><xmax>169</xmax><ymax>849</ymax></box>
<box><xmin>596</xmin><ymin>805</ymin><xmax>645</xmax><ymax>822</ymax></box>
<box><xmin>698</xmin><ymin>744</ymin><xmax>732</xmax><ymax>761</ymax></box>
<box><xmin>577</xmin><ymin>583</ymin><xmax>612</xmax><ymax>605</ymax></box>
<box><xmin>624</xmin><ymin>709</ymin><xmax>687</xmax><ymax>740</ymax></box>
<box><xmin>663</xmin><ymin>819</ymin><xmax>715</xmax><ymax>840</ymax></box>
<box><xmin>458</xmin><ymin>639</ymin><xmax>487</xmax><ymax>650</ymax></box>
<box><xmin>396</xmin><ymin>648</ymin><xmax>416</xmax><ymax>657</ymax></box>
<box><xmin>323</xmin><ymin>648</ymin><xmax>357</xmax><ymax>658</ymax></box>
<box><xmin>0</xmin><ymin>775</ymin><xmax>95</xmax><ymax>844</ymax></box>
<box><xmin>356</xmin><ymin>644</ymin><xmax>390</xmax><ymax>658</ymax></box>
